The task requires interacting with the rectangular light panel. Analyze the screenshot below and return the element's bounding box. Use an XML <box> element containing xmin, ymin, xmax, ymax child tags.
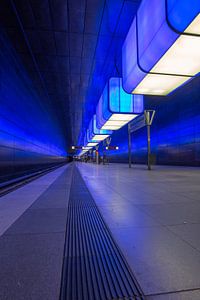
<box><xmin>87</xmin><ymin>142</ymin><xmax>98</xmax><ymax>147</ymax></box>
<box><xmin>92</xmin><ymin>134</ymin><xmax>110</xmax><ymax>141</ymax></box>
<box><xmin>101</xmin><ymin>114</ymin><xmax>138</xmax><ymax>130</ymax></box>
<box><xmin>133</xmin><ymin>14</ymin><xmax>200</xmax><ymax>95</ymax></box>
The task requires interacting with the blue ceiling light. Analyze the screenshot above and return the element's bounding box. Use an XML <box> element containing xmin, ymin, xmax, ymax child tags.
<box><xmin>96</xmin><ymin>77</ymin><xmax>143</xmax><ymax>130</ymax></box>
<box><xmin>88</xmin><ymin>115</ymin><xmax>112</xmax><ymax>142</ymax></box>
<box><xmin>122</xmin><ymin>0</ymin><xmax>200</xmax><ymax>96</ymax></box>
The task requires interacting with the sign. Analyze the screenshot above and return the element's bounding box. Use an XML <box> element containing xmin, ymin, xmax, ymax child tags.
<box><xmin>129</xmin><ymin>110</ymin><xmax>155</xmax><ymax>133</ymax></box>
<box><xmin>144</xmin><ymin>110</ymin><xmax>155</xmax><ymax>126</ymax></box>
<box><xmin>129</xmin><ymin>114</ymin><xmax>145</xmax><ymax>133</ymax></box>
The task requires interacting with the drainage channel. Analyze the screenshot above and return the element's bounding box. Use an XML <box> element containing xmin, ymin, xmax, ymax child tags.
<box><xmin>60</xmin><ymin>166</ymin><xmax>145</xmax><ymax>300</ymax></box>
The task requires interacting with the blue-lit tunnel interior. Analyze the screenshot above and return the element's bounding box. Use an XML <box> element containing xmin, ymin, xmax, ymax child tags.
<box><xmin>0</xmin><ymin>1</ymin><xmax>200</xmax><ymax>300</ymax></box>
<box><xmin>0</xmin><ymin>0</ymin><xmax>200</xmax><ymax>185</ymax></box>
<box><xmin>0</xmin><ymin>29</ymin><xmax>68</xmax><ymax>184</ymax></box>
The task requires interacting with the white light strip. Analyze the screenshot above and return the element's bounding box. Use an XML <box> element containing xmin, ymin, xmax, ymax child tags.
<box><xmin>133</xmin><ymin>14</ymin><xmax>200</xmax><ymax>96</ymax></box>
<box><xmin>82</xmin><ymin>146</ymin><xmax>92</xmax><ymax>150</ymax></box>
<box><xmin>110</xmin><ymin>114</ymin><xmax>136</xmax><ymax>121</ymax></box>
<box><xmin>102</xmin><ymin>125</ymin><xmax>122</xmax><ymax>130</ymax></box>
<box><xmin>87</xmin><ymin>142</ymin><xmax>98</xmax><ymax>147</ymax></box>
<box><xmin>79</xmin><ymin>150</ymin><xmax>88</xmax><ymax>156</ymax></box>
<box><xmin>101</xmin><ymin>114</ymin><xmax>138</xmax><ymax>130</ymax></box>
<box><xmin>92</xmin><ymin>134</ymin><xmax>110</xmax><ymax>141</ymax></box>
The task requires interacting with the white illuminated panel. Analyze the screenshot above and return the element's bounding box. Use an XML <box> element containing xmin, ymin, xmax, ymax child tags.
<box><xmin>133</xmin><ymin>74</ymin><xmax>189</xmax><ymax>96</ymax></box>
<box><xmin>87</xmin><ymin>142</ymin><xmax>98</xmax><ymax>147</ymax></box>
<box><xmin>133</xmin><ymin>14</ymin><xmax>200</xmax><ymax>96</ymax></box>
<box><xmin>92</xmin><ymin>134</ymin><xmax>110</xmax><ymax>141</ymax></box>
<box><xmin>82</xmin><ymin>146</ymin><xmax>92</xmax><ymax>150</ymax></box>
<box><xmin>110</xmin><ymin>114</ymin><xmax>136</xmax><ymax>121</ymax></box>
<box><xmin>79</xmin><ymin>149</ymin><xmax>88</xmax><ymax>156</ymax></box>
<box><xmin>102</xmin><ymin>124</ymin><xmax>122</xmax><ymax>130</ymax></box>
<box><xmin>185</xmin><ymin>14</ymin><xmax>200</xmax><ymax>34</ymax></box>
<box><xmin>101</xmin><ymin>113</ymin><xmax>138</xmax><ymax>130</ymax></box>
<box><xmin>104</xmin><ymin>120</ymin><xmax>126</xmax><ymax>126</ymax></box>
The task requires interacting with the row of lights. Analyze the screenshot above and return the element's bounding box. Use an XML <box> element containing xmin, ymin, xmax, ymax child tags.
<box><xmin>78</xmin><ymin>78</ymin><xmax>144</xmax><ymax>157</ymax></box>
<box><xmin>78</xmin><ymin>0</ymin><xmax>200</xmax><ymax>156</ymax></box>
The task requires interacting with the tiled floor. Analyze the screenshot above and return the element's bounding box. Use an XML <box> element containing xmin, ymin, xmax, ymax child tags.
<box><xmin>77</xmin><ymin>163</ymin><xmax>200</xmax><ymax>299</ymax></box>
<box><xmin>1</xmin><ymin>162</ymin><xmax>200</xmax><ymax>299</ymax></box>
<box><xmin>0</xmin><ymin>163</ymin><xmax>73</xmax><ymax>300</ymax></box>
<box><xmin>0</xmin><ymin>164</ymin><xmax>71</xmax><ymax>236</ymax></box>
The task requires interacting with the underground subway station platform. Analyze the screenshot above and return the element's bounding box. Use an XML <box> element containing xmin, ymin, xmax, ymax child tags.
<box><xmin>0</xmin><ymin>1</ymin><xmax>200</xmax><ymax>299</ymax></box>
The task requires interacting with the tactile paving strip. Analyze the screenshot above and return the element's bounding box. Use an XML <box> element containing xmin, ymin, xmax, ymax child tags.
<box><xmin>60</xmin><ymin>166</ymin><xmax>145</xmax><ymax>300</ymax></box>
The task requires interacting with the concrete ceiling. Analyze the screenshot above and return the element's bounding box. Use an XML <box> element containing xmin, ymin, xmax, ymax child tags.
<box><xmin>0</xmin><ymin>0</ymin><xmax>141</xmax><ymax>147</ymax></box>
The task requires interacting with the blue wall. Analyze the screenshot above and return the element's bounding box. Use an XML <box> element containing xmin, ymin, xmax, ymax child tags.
<box><xmin>107</xmin><ymin>76</ymin><xmax>200</xmax><ymax>166</ymax></box>
<box><xmin>0</xmin><ymin>31</ymin><xmax>67</xmax><ymax>184</ymax></box>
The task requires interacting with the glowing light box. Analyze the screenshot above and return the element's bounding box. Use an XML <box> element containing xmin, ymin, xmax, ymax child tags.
<box><xmin>78</xmin><ymin>149</ymin><xmax>88</xmax><ymax>157</ymax></box>
<box><xmin>96</xmin><ymin>77</ymin><xmax>143</xmax><ymax>130</ymax></box>
<box><xmin>84</xmin><ymin>130</ymin><xmax>99</xmax><ymax>148</ymax></box>
<box><xmin>122</xmin><ymin>0</ymin><xmax>200</xmax><ymax>96</ymax></box>
<box><xmin>88</xmin><ymin>115</ymin><xmax>112</xmax><ymax>142</ymax></box>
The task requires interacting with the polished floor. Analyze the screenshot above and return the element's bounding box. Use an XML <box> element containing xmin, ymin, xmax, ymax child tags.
<box><xmin>0</xmin><ymin>162</ymin><xmax>200</xmax><ymax>299</ymax></box>
<box><xmin>77</xmin><ymin>163</ymin><xmax>200</xmax><ymax>300</ymax></box>
<box><xmin>0</xmin><ymin>164</ymin><xmax>73</xmax><ymax>300</ymax></box>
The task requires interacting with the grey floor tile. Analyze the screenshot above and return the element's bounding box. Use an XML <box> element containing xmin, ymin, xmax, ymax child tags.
<box><xmin>111</xmin><ymin>226</ymin><xmax>200</xmax><ymax>295</ymax></box>
<box><xmin>30</xmin><ymin>188</ymin><xmax>70</xmax><ymax>209</ymax></box>
<box><xmin>0</xmin><ymin>232</ymin><xmax>65</xmax><ymax>300</ymax></box>
<box><xmin>98</xmin><ymin>204</ymin><xmax>160</xmax><ymax>228</ymax></box>
<box><xmin>0</xmin><ymin>164</ymin><xmax>70</xmax><ymax>237</ymax></box>
<box><xmin>146</xmin><ymin>289</ymin><xmax>200</xmax><ymax>300</ymax></box>
<box><xmin>136</xmin><ymin>202</ymin><xmax>200</xmax><ymax>225</ymax></box>
<box><xmin>167</xmin><ymin>223</ymin><xmax>200</xmax><ymax>252</ymax></box>
<box><xmin>177</xmin><ymin>191</ymin><xmax>200</xmax><ymax>201</ymax></box>
<box><xmin>76</xmin><ymin>163</ymin><xmax>200</xmax><ymax>296</ymax></box>
<box><xmin>5</xmin><ymin>208</ymin><xmax>68</xmax><ymax>235</ymax></box>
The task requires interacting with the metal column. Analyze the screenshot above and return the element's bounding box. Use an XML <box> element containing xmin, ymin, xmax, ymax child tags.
<box><xmin>128</xmin><ymin>124</ymin><xmax>132</xmax><ymax>168</ymax></box>
<box><xmin>147</xmin><ymin>123</ymin><xmax>151</xmax><ymax>170</ymax></box>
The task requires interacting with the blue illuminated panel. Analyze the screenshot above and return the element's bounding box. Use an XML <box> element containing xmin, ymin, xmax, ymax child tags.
<box><xmin>88</xmin><ymin>115</ymin><xmax>112</xmax><ymax>141</ymax></box>
<box><xmin>122</xmin><ymin>0</ymin><xmax>200</xmax><ymax>95</ymax></box>
<box><xmin>167</xmin><ymin>0</ymin><xmax>200</xmax><ymax>33</ymax></box>
<box><xmin>96</xmin><ymin>77</ymin><xmax>143</xmax><ymax>130</ymax></box>
<box><xmin>84</xmin><ymin>130</ymin><xmax>98</xmax><ymax>146</ymax></box>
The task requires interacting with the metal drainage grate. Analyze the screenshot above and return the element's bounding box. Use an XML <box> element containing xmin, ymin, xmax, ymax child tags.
<box><xmin>60</xmin><ymin>166</ymin><xmax>145</xmax><ymax>300</ymax></box>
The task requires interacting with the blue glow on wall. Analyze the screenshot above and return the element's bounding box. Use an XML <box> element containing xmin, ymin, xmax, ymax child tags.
<box><xmin>0</xmin><ymin>30</ymin><xmax>67</xmax><ymax>183</ymax></box>
<box><xmin>108</xmin><ymin>76</ymin><xmax>200</xmax><ymax>166</ymax></box>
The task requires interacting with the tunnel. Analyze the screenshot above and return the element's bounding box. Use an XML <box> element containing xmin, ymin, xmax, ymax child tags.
<box><xmin>0</xmin><ymin>1</ymin><xmax>200</xmax><ymax>299</ymax></box>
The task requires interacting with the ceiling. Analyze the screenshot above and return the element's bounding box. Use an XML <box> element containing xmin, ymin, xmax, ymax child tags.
<box><xmin>0</xmin><ymin>0</ymin><xmax>141</xmax><ymax>148</ymax></box>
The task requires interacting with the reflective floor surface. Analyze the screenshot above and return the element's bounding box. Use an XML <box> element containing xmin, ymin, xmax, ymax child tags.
<box><xmin>77</xmin><ymin>163</ymin><xmax>200</xmax><ymax>299</ymax></box>
<box><xmin>0</xmin><ymin>164</ymin><xmax>73</xmax><ymax>300</ymax></box>
<box><xmin>0</xmin><ymin>162</ymin><xmax>200</xmax><ymax>299</ymax></box>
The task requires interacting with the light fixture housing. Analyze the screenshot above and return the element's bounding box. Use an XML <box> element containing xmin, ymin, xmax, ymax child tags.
<box><xmin>79</xmin><ymin>149</ymin><xmax>88</xmax><ymax>157</ymax></box>
<box><xmin>84</xmin><ymin>130</ymin><xmax>99</xmax><ymax>148</ymax></box>
<box><xmin>96</xmin><ymin>77</ymin><xmax>143</xmax><ymax>130</ymax></box>
<box><xmin>88</xmin><ymin>115</ymin><xmax>112</xmax><ymax>142</ymax></box>
<box><xmin>82</xmin><ymin>146</ymin><xmax>93</xmax><ymax>150</ymax></box>
<box><xmin>122</xmin><ymin>0</ymin><xmax>200</xmax><ymax>96</ymax></box>
<box><xmin>87</xmin><ymin>142</ymin><xmax>98</xmax><ymax>147</ymax></box>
